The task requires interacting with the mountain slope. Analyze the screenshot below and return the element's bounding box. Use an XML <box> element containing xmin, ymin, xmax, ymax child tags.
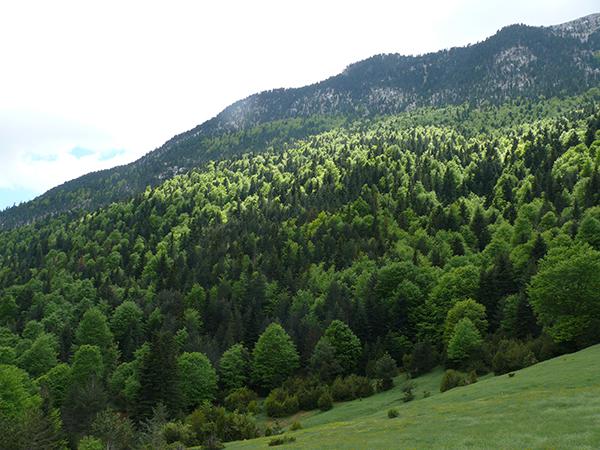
<box><xmin>1</xmin><ymin>13</ymin><xmax>599</xmax><ymax>229</ymax></box>
<box><xmin>228</xmin><ymin>344</ymin><xmax>600</xmax><ymax>449</ymax></box>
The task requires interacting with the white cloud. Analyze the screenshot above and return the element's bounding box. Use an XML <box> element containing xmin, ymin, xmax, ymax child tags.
<box><xmin>0</xmin><ymin>0</ymin><xmax>597</xmax><ymax>208</ymax></box>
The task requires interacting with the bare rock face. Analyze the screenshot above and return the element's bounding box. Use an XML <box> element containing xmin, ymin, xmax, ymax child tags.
<box><xmin>550</xmin><ymin>13</ymin><xmax>600</xmax><ymax>42</ymax></box>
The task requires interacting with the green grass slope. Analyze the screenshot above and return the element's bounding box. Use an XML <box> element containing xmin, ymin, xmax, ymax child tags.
<box><xmin>227</xmin><ymin>345</ymin><xmax>600</xmax><ymax>449</ymax></box>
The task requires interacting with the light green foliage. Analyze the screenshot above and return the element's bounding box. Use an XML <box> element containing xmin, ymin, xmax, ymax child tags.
<box><xmin>17</xmin><ymin>333</ymin><xmax>59</xmax><ymax>377</ymax></box>
<box><xmin>110</xmin><ymin>301</ymin><xmax>144</xmax><ymax>360</ymax></box>
<box><xmin>443</xmin><ymin>299</ymin><xmax>487</xmax><ymax>344</ymax></box>
<box><xmin>447</xmin><ymin>318</ymin><xmax>483</xmax><ymax>364</ymax></box>
<box><xmin>37</xmin><ymin>363</ymin><xmax>72</xmax><ymax>408</ymax></box>
<box><xmin>78</xmin><ymin>436</ymin><xmax>103</xmax><ymax>450</ymax></box>
<box><xmin>529</xmin><ymin>244</ymin><xmax>600</xmax><ymax>345</ymax></box>
<box><xmin>218</xmin><ymin>343</ymin><xmax>250</xmax><ymax>393</ymax></box>
<box><xmin>252</xmin><ymin>323</ymin><xmax>299</xmax><ymax>391</ymax></box>
<box><xmin>177</xmin><ymin>352</ymin><xmax>218</xmax><ymax>411</ymax></box>
<box><xmin>71</xmin><ymin>345</ymin><xmax>104</xmax><ymax>385</ymax></box>
<box><xmin>75</xmin><ymin>307</ymin><xmax>117</xmax><ymax>370</ymax></box>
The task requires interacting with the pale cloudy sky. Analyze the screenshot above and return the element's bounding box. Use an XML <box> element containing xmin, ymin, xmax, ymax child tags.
<box><xmin>0</xmin><ymin>0</ymin><xmax>597</xmax><ymax>210</ymax></box>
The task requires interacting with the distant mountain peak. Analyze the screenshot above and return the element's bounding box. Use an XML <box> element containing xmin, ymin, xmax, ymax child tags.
<box><xmin>550</xmin><ymin>13</ymin><xmax>600</xmax><ymax>41</ymax></box>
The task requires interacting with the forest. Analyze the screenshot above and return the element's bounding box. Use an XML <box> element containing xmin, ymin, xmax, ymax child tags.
<box><xmin>1</xmin><ymin>89</ymin><xmax>600</xmax><ymax>449</ymax></box>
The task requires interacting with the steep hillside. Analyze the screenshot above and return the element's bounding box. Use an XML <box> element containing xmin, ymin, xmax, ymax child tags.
<box><xmin>1</xmin><ymin>87</ymin><xmax>600</xmax><ymax>447</ymax></box>
<box><xmin>228</xmin><ymin>344</ymin><xmax>600</xmax><ymax>449</ymax></box>
<box><xmin>1</xmin><ymin>13</ymin><xmax>599</xmax><ymax>228</ymax></box>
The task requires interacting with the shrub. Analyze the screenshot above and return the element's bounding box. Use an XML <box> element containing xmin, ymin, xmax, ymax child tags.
<box><xmin>423</xmin><ymin>390</ymin><xmax>431</xmax><ymax>398</ymax></box>
<box><xmin>224</xmin><ymin>387</ymin><xmax>258</xmax><ymax>413</ymax></box>
<box><xmin>269</xmin><ymin>435</ymin><xmax>296</xmax><ymax>446</ymax></box>
<box><xmin>331</xmin><ymin>376</ymin><xmax>353</xmax><ymax>401</ymax></box>
<box><xmin>345</xmin><ymin>374</ymin><xmax>374</xmax><ymax>399</ymax></box>
<box><xmin>186</xmin><ymin>404</ymin><xmax>259</xmax><ymax>444</ymax></box>
<box><xmin>163</xmin><ymin>421</ymin><xmax>193</xmax><ymax>446</ymax></box>
<box><xmin>78</xmin><ymin>436</ymin><xmax>103</xmax><ymax>450</ymax></box>
<box><xmin>466</xmin><ymin>370</ymin><xmax>478</xmax><ymax>384</ymax></box>
<box><xmin>264</xmin><ymin>388</ymin><xmax>299</xmax><ymax>418</ymax></box>
<box><xmin>402</xmin><ymin>383</ymin><xmax>415</xmax><ymax>402</ymax></box>
<box><xmin>492</xmin><ymin>339</ymin><xmax>537</xmax><ymax>375</ymax></box>
<box><xmin>290</xmin><ymin>421</ymin><xmax>302</xmax><ymax>431</ymax></box>
<box><xmin>318</xmin><ymin>390</ymin><xmax>333</xmax><ymax>411</ymax></box>
<box><xmin>440</xmin><ymin>369</ymin><xmax>466</xmax><ymax>392</ymax></box>
<box><xmin>387</xmin><ymin>408</ymin><xmax>399</xmax><ymax>418</ymax></box>
<box><xmin>330</xmin><ymin>375</ymin><xmax>374</xmax><ymax>402</ymax></box>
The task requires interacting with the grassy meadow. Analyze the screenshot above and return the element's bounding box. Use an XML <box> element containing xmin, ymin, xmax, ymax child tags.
<box><xmin>226</xmin><ymin>345</ymin><xmax>600</xmax><ymax>449</ymax></box>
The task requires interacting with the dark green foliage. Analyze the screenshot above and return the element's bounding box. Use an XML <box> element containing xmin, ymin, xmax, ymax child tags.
<box><xmin>90</xmin><ymin>409</ymin><xmax>135</xmax><ymax>450</ymax></box>
<box><xmin>310</xmin><ymin>337</ymin><xmax>343</xmax><ymax>382</ymax></box>
<box><xmin>264</xmin><ymin>388</ymin><xmax>300</xmax><ymax>418</ymax></box>
<box><xmin>492</xmin><ymin>340</ymin><xmax>537</xmax><ymax>375</ymax></box>
<box><xmin>375</xmin><ymin>352</ymin><xmax>398</xmax><ymax>391</ymax></box>
<box><xmin>402</xmin><ymin>382</ymin><xmax>415</xmax><ymax>402</ymax></box>
<box><xmin>137</xmin><ymin>332</ymin><xmax>180</xmax><ymax>419</ymax></box>
<box><xmin>404</xmin><ymin>342</ymin><xmax>438</xmax><ymax>377</ymax></box>
<box><xmin>185</xmin><ymin>404</ymin><xmax>259</xmax><ymax>444</ymax></box>
<box><xmin>440</xmin><ymin>369</ymin><xmax>467</xmax><ymax>392</ymax></box>
<box><xmin>224</xmin><ymin>387</ymin><xmax>258</xmax><ymax>414</ymax></box>
<box><xmin>269</xmin><ymin>435</ymin><xmax>296</xmax><ymax>446</ymax></box>
<box><xmin>322</xmin><ymin>320</ymin><xmax>362</xmax><ymax>375</ymax></box>
<box><xmin>388</xmin><ymin>408</ymin><xmax>399</xmax><ymax>418</ymax></box>
<box><xmin>330</xmin><ymin>375</ymin><xmax>374</xmax><ymax>402</ymax></box>
<box><xmin>290</xmin><ymin>420</ymin><xmax>302</xmax><ymax>431</ymax></box>
<box><xmin>318</xmin><ymin>390</ymin><xmax>333</xmax><ymax>411</ymax></box>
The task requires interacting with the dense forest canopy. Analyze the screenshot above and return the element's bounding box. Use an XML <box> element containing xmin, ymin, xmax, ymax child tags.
<box><xmin>1</xmin><ymin>84</ymin><xmax>600</xmax><ymax>448</ymax></box>
<box><xmin>1</xmin><ymin>14</ymin><xmax>599</xmax><ymax>229</ymax></box>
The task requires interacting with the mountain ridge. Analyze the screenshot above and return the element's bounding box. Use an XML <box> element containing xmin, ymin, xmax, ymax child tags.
<box><xmin>1</xmin><ymin>13</ymin><xmax>599</xmax><ymax>229</ymax></box>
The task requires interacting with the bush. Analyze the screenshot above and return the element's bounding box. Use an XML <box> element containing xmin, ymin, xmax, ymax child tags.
<box><xmin>268</xmin><ymin>435</ymin><xmax>296</xmax><ymax>446</ymax></box>
<box><xmin>282</xmin><ymin>375</ymin><xmax>329</xmax><ymax>411</ymax></box>
<box><xmin>318</xmin><ymin>390</ymin><xmax>333</xmax><ymax>411</ymax></box>
<box><xmin>290</xmin><ymin>421</ymin><xmax>302</xmax><ymax>431</ymax></box>
<box><xmin>78</xmin><ymin>436</ymin><xmax>103</xmax><ymax>450</ymax></box>
<box><xmin>492</xmin><ymin>339</ymin><xmax>537</xmax><ymax>375</ymax></box>
<box><xmin>387</xmin><ymin>408</ymin><xmax>399</xmax><ymax>418</ymax></box>
<box><xmin>402</xmin><ymin>383</ymin><xmax>415</xmax><ymax>402</ymax></box>
<box><xmin>330</xmin><ymin>375</ymin><xmax>374</xmax><ymax>402</ymax></box>
<box><xmin>186</xmin><ymin>404</ymin><xmax>259</xmax><ymax>444</ymax></box>
<box><xmin>440</xmin><ymin>369</ymin><xmax>466</xmax><ymax>392</ymax></box>
<box><xmin>224</xmin><ymin>387</ymin><xmax>258</xmax><ymax>413</ymax></box>
<box><xmin>346</xmin><ymin>374</ymin><xmax>375</xmax><ymax>398</ymax></box>
<box><xmin>423</xmin><ymin>390</ymin><xmax>431</xmax><ymax>398</ymax></box>
<box><xmin>331</xmin><ymin>376</ymin><xmax>353</xmax><ymax>402</ymax></box>
<box><xmin>264</xmin><ymin>388</ymin><xmax>299</xmax><ymax>418</ymax></box>
<box><xmin>163</xmin><ymin>421</ymin><xmax>193</xmax><ymax>446</ymax></box>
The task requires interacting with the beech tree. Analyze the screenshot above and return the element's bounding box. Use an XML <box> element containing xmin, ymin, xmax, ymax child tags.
<box><xmin>218</xmin><ymin>343</ymin><xmax>250</xmax><ymax>393</ymax></box>
<box><xmin>177</xmin><ymin>352</ymin><xmax>217</xmax><ymax>411</ymax></box>
<box><xmin>252</xmin><ymin>323</ymin><xmax>299</xmax><ymax>392</ymax></box>
<box><xmin>529</xmin><ymin>244</ymin><xmax>600</xmax><ymax>346</ymax></box>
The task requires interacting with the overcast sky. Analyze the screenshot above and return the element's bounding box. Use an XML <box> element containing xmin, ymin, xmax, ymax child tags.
<box><xmin>0</xmin><ymin>0</ymin><xmax>597</xmax><ymax>210</ymax></box>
